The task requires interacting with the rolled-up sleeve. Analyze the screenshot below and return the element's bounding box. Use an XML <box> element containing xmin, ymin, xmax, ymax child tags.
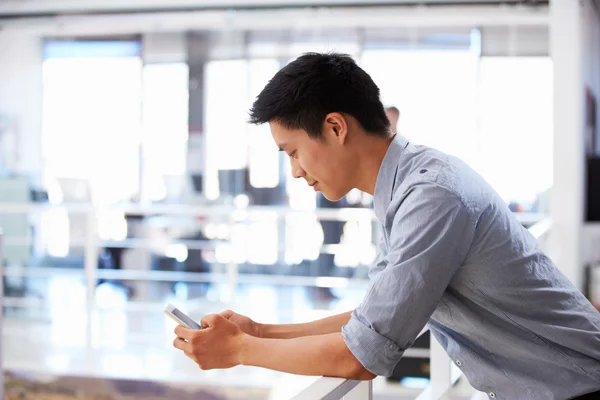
<box><xmin>342</xmin><ymin>182</ymin><xmax>475</xmax><ymax>377</ymax></box>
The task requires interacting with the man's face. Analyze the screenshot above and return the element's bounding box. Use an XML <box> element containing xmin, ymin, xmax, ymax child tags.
<box><xmin>269</xmin><ymin>119</ymin><xmax>354</xmax><ymax>201</ymax></box>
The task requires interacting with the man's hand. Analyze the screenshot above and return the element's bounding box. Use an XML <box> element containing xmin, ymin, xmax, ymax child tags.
<box><xmin>219</xmin><ymin>309</ymin><xmax>262</xmax><ymax>338</ymax></box>
<box><xmin>173</xmin><ymin>314</ymin><xmax>245</xmax><ymax>370</ymax></box>
<box><xmin>173</xmin><ymin>315</ymin><xmax>375</xmax><ymax>379</ymax></box>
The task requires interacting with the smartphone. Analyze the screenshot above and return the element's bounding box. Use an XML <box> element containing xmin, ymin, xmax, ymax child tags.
<box><xmin>163</xmin><ymin>302</ymin><xmax>202</xmax><ymax>330</ymax></box>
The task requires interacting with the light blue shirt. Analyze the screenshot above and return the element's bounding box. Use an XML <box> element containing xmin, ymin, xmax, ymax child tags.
<box><xmin>342</xmin><ymin>135</ymin><xmax>600</xmax><ymax>399</ymax></box>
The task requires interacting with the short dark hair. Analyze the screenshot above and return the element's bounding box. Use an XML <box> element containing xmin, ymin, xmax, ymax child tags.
<box><xmin>249</xmin><ymin>52</ymin><xmax>390</xmax><ymax>139</ymax></box>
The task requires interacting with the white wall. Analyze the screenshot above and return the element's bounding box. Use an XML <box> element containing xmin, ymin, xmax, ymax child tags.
<box><xmin>0</xmin><ymin>31</ymin><xmax>43</xmax><ymax>175</ymax></box>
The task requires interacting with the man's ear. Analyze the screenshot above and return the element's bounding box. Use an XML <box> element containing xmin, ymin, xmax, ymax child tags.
<box><xmin>324</xmin><ymin>112</ymin><xmax>348</xmax><ymax>144</ymax></box>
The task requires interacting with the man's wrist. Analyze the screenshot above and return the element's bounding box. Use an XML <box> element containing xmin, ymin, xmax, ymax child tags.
<box><xmin>255</xmin><ymin>322</ymin><xmax>265</xmax><ymax>339</ymax></box>
<box><xmin>238</xmin><ymin>332</ymin><xmax>257</xmax><ymax>366</ymax></box>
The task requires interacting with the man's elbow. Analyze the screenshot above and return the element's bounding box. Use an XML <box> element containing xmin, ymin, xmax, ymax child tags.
<box><xmin>335</xmin><ymin>334</ymin><xmax>376</xmax><ymax>380</ymax></box>
<box><xmin>349</xmin><ymin>364</ymin><xmax>376</xmax><ymax>380</ymax></box>
<box><xmin>345</xmin><ymin>354</ymin><xmax>376</xmax><ymax>380</ymax></box>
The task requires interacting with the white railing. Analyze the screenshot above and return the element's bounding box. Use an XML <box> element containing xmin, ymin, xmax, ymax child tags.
<box><xmin>292</xmin><ymin>218</ymin><xmax>553</xmax><ymax>400</ymax></box>
<box><xmin>291</xmin><ymin>378</ymin><xmax>372</xmax><ymax>400</ymax></box>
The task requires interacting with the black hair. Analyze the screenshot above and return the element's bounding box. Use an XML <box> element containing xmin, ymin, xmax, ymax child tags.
<box><xmin>249</xmin><ymin>52</ymin><xmax>390</xmax><ymax>139</ymax></box>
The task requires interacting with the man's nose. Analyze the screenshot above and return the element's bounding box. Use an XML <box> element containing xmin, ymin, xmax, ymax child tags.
<box><xmin>290</xmin><ymin>158</ymin><xmax>306</xmax><ymax>179</ymax></box>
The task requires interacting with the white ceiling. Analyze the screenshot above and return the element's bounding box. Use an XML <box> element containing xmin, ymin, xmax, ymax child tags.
<box><xmin>0</xmin><ymin>0</ymin><xmax>549</xmax><ymax>37</ymax></box>
<box><xmin>0</xmin><ymin>5</ymin><xmax>549</xmax><ymax>36</ymax></box>
<box><xmin>0</xmin><ymin>0</ymin><xmax>548</xmax><ymax>17</ymax></box>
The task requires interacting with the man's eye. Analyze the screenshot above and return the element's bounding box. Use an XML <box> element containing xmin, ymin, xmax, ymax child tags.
<box><xmin>289</xmin><ymin>151</ymin><xmax>296</xmax><ymax>158</ymax></box>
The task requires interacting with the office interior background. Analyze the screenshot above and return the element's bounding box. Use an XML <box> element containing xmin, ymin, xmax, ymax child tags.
<box><xmin>0</xmin><ymin>0</ymin><xmax>599</xmax><ymax>399</ymax></box>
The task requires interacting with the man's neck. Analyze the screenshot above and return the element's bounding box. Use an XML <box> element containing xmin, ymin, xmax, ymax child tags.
<box><xmin>354</xmin><ymin>134</ymin><xmax>395</xmax><ymax>196</ymax></box>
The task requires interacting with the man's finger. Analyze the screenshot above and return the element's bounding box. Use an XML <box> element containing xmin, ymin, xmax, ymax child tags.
<box><xmin>200</xmin><ymin>313</ymin><xmax>222</xmax><ymax>328</ymax></box>
<box><xmin>219</xmin><ymin>309</ymin><xmax>234</xmax><ymax>319</ymax></box>
<box><xmin>172</xmin><ymin>336</ymin><xmax>191</xmax><ymax>353</ymax></box>
<box><xmin>174</xmin><ymin>325</ymin><xmax>194</xmax><ymax>340</ymax></box>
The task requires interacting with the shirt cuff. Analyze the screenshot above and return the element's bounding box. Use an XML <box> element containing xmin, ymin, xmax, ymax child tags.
<box><xmin>342</xmin><ymin>312</ymin><xmax>404</xmax><ymax>377</ymax></box>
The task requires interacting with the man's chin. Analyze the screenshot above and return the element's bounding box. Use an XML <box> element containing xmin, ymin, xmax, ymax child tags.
<box><xmin>320</xmin><ymin>189</ymin><xmax>347</xmax><ymax>202</ymax></box>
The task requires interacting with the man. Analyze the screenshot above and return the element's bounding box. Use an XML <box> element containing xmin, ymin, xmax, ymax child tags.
<box><xmin>385</xmin><ymin>105</ymin><xmax>400</xmax><ymax>134</ymax></box>
<box><xmin>172</xmin><ymin>53</ymin><xmax>600</xmax><ymax>399</ymax></box>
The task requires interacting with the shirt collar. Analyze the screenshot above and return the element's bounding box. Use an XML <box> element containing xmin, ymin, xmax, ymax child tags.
<box><xmin>374</xmin><ymin>134</ymin><xmax>409</xmax><ymax>223</ymax></box>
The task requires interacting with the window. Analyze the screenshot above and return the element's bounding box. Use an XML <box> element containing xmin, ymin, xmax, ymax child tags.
<box><xmin>477</xmin><ymin>57</ymin><xmax>553</xmax><ymax>206</ymax></box>
<box><xmin>361</xmin><ymin>50</ymin><xmax>553</xmax><ymax>208</ymax></box>
<box><xmin>204</xmin><ymin>58</ymin><xmax>282</xmax><ymax>264</ymax></box>
<box><xmin>361</xmin><ymin>49</ymin><xmax>479</xmax><ymax>166</ymax></box>
<box><xmin>248</xmin><ymin>59</ymin><xmax>282</xmax><ymax>189</ymax></box>
<box><xmin>42</xmin><ymin>40</ymin><xmax>143</xmax><ymax>205</ymax></box>
<box><xmin>141</xmin><ymin>62</ymin><xmax>190</xmax><ymax>202</ymax></box>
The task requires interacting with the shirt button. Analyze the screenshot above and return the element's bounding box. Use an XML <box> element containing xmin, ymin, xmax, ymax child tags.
<box><xmin>489</xmin><ymin>392</ymin><xmax>496</xmax><ymax>398</ymax></box>
<box><xmin>419</xmin><ymin>169</ymin><xmax>428</xmax><ymax>174</ymax></box>
<box><xmin>455</xmin><ymin>360</ymin><xmax>462</xmax><ymax>366</ymax></box>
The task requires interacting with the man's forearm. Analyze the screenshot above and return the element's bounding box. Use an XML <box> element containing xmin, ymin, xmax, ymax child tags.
<box><xmin>239</xmin><ymin>332</ymin><xmax>375</xmax><ymax>380</ymax></box>
<box><xmin>259</xmin><ymin>310</ymin><xmax>353</xmax><ymax>339</ymax></box>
